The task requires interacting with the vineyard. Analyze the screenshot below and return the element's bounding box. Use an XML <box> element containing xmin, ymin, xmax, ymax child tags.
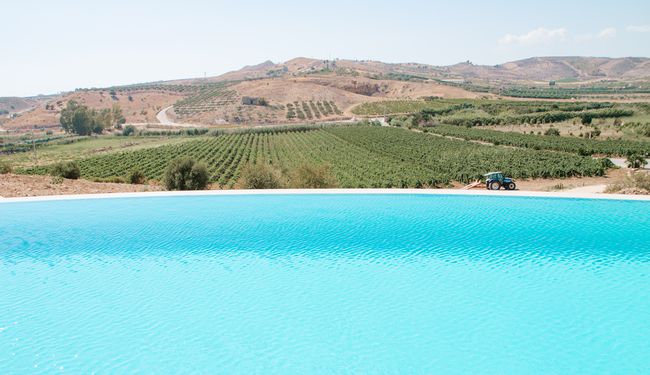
<box><xmin>498</xmin><ymin>85</ymin><xmax>650</xmax><ymax>99</ymax></box>
<box><xmin>426</xmin><ymin>125</ymin><xmax>650</xmax><ymax>157</ymax></box>
<box><xmin>173</xmin><ymin>83</ymin><xmax>239</xmax><ymax>116</ymax></box>
<box><xmin>352</xmin><ymin>100</ymin><xmax>449</xmax><ymax>116</ymax></box>
<box><xmin>352</xmin><ymin>99</ymin><xmax>638</xmax><ymax>129</ymax></box>
<box><xmin>433</xmin><ymin>80</ymin><xmax>650</xmax><ymax>99</ymax></box>
<box><xmin>79</xmin><ymin>83</ymin><xmax>200</xmax><ymax>95</ymax></box>
<box><xmin>286</xmin><ymin>101</ymin><xmax>342</xmax><ymax>120</ymax></box>
<box><xmin>23</xmin><ymin>126</ymin><xmax>611</xmax><ymax>187</ymax></box>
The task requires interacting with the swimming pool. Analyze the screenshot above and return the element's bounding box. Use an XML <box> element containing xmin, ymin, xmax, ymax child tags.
<box><xmin>1</xmin><ymin>193</ymin><xmax>649</xmax><ymax>374</ymax></box>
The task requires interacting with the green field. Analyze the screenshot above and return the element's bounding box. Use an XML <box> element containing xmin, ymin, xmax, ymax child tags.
<box><xmin>351</xmin><ymin>99</ymin><xmax>636</xmax><ymax>124</ymax></box>
<box><xmin>352</xmin><ymin>99</ymin><xmax>451</xmax><ymax>115</ymax></box>
<box><xmin>3</xmin><ymin>136</ymin><xmax>194</xmax><ymax>168</ymax></box>
<box><xmin>19</xmin><ymin>126</ymin><xmax>611</xmax><ymax>187</ymax></box>
<box><xmin>426</xmin><ymin>125</ymin><xmax>650</xmax><ymax>156</ymax></box>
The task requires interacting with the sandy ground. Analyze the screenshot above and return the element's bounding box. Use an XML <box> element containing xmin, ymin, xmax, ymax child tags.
<box><xmin>0</xmin><ymin>174</ymin><xmax>162</xmax><ymax>198</ymax></box>
<box><xmin>1</xmin><ymin>169</ymin><xmax>632</xmax><ymax>198</ymax></box>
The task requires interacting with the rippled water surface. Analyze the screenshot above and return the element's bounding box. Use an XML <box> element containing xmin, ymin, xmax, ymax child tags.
<box><xmin>1</xmin><ymin>194</ymin><xmax>649</xmax><ymax>374</ymax></box>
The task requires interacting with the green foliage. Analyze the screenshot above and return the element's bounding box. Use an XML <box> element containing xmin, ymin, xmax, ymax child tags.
<box><xmin>499</xmin><ymin>85</ymin><xmax>650</xmax><ymax>99</ymax></box>
<box><xmin>625</xmin><ymin>153</ymin><xmax>648</xmax><ymax>169</ymax></box>
<box><xmin>426</xmin><ymin>125</ymin><xmax>649</xmax><ymax>157</ymax></box>
<box><xmin>60</xmin><ymin>101</ymin><xmax>125</xmax><ymax>135</ymax></box>
<box><xmin>26</xmin><ymin>125</ymin><xmax>614</xmax><ymax>187</ymax></box>
<box><xmin>353</xmin><ymin>99</ymin><xmax>632</xmax><ymax>128</ymax></box>
<box><xmin>544</xmin><ymin>128</ymin><xmax>560</xmax><ymax>136</ymax></box>
<box><xmin>164</xmin><ymin>157</ymin><xmax>209</xmax><ymax>190</ymax></box>
<box><xmin>122</xmin><ymin>125</ymin><xmax>137</xmax><ymax>136</ymax></box>
<box><xmin>290</xmin><ymin>163</ymin><xmax>337</xmax><ymax>188</ymax></box>
<box><xmin>239</xmin><ymin>163</ymin><xmax>283</xmax><ymax>189</ymax></box>
<box><xmin>51</xmin><ymin>161</ymin><xmax>80</xmax><ymax>179</ymax></box>
<box><xmin>173</xmin><ymin>82</ymin><xmax>238</xmax><ymax>116</ymax></box>
<box><xmin>128</xmin><ymin>169</ymin><xmax>147</xmax><ymax>184</ymax></box>
<box><xmin>0</xmin><ymin>160</ymin><xmax>12</xmax><ymax>174</ymax></box>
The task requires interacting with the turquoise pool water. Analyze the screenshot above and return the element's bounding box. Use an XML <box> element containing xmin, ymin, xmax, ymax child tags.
<box><xmin>1</xmin><ymin>194</ymin><xmax>649</xmax><ymax>374</ymax></box>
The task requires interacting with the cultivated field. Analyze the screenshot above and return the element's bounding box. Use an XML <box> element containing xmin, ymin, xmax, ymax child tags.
<box><xmin>18</xmin><ymin>125</ymin><xmax>611</xmax><ymax>188</ymax></box>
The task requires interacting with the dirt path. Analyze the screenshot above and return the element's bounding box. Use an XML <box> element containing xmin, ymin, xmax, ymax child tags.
<box><xmin>152</xmin><ymin>106</ymin><xmax>201</xmax><ymax>128</ymax></box>
<box><xmin>156</xmin><ymin>106</ymin><xmax>175</xmax><ymax>125</ymax></box>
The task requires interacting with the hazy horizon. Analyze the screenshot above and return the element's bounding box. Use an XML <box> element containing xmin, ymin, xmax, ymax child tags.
<box><xmin>2</xmin><ymin>0</ymin><xmax>650</xmax><ymax>97</ymax></box>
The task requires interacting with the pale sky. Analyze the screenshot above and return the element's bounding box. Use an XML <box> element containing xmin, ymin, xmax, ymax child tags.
<box><xmin>2</xmin><ymin>0</ymin><xmax>649</xmax><ymax>97</ymax></box>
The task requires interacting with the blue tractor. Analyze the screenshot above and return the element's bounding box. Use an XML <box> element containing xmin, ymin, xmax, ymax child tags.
<box><xmin>484</xmin><ymin>172</ymin><xmax>516</xmax><ymax>190</ymax></box>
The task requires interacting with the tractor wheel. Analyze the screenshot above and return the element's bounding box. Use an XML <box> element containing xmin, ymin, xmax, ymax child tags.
<box><xmin>507</xmin><ymin>182</ymin><xmax>516</xmax><ymax>190</ymax></box>
<box><xmin>489</xmin><ymin>181</ymin><xmax>501</xmax><ymax>190</ymax></box>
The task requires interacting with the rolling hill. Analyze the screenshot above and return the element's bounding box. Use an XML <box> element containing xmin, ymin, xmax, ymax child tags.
<box><xmin>2</xmin><ymin>56</ymin><xmax>649</xmax><ymax>130</ymax></box>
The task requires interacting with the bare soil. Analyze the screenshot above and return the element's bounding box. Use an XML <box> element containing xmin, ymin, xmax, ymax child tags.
<box><xmin>1</xmin><ymin>169</ymin><xmax>628</xmax><ymax>198</ymax></box>
<box><xmin>3</xmin><ymin>90</ymin><xmax>185</xmax><ymax>130</ymax></box>
<box><xmin>0</xmin><ymin>174</ymin><xmax>162</xmax><ymax>198</ymax></box>
<box><xmin>456</xmin><ymin>168</ymin><xmax>627</xmax><ymax>192</ymax></box>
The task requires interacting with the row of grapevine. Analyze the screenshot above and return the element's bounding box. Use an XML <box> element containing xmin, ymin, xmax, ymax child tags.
<box><xmin>426</xmin><ymin>125</ymin><xmax>650</xmax><ymax>156</ymax></box>
<box><xmin>173</xmin><ymin>83</ymin><xmax>238</xmax><ymax>116</ymax></box>
<box><xmin>24</xmin><ymin>126</ymin><xmax>612</xmax><ymax>187</ymax></box>
<box><xmin>286</xmin><ymin>101</ymin><xmax>342</xmax><ymax>120</ymax></box>
<box><xmin>324</xmin><ymin>126</ymin><xmax>610</xmax><ymax>181</ymax></box>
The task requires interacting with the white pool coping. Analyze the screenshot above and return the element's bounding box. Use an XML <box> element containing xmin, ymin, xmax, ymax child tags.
<box><xmin>1</xmin><ymin>188</ymin><xmax>650</xmax><ymax>203</ymax></box>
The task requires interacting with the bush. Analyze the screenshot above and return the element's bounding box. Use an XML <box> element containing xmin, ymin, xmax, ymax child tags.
<box><xmin>164</xmin><ymin>157</ymin><xmax>209</xmax><ymax>190</ymax></box>
<box><xmin>122</xmin><ymin>125</ymin><xmax>136</xmax><ymax>136</ymax></box>
<box><xmin>128</xmin><ymin>169</ymin><xmax>147</xmax><ymax>184</ymax></box>
<box><xmin>626</xmin><ymin>153</ymin><xmax>648</xmax><ymax>169</ymax></box>
<box><xmin>544</xmin><ymin>128</ymin><xmax>560</xmax><ymax>136</ymax></box>
<box><xmin>605</xmin><ymin>171</ymin><xmax>650</xmax><ymax>194</ymax></box>
<box><xmin>239</xmin><ymin>164</ymin><xmax>282</xmax><ymax>189</ymax></box>
<box><xmin>0</xmin><ymin>161</ymin><xmax>12</xmax><ymax>174</ymax></box>
<box><xmin>290</xmin><ymin>163</ymin><xmax>337</xmax><ymax>188</ymax></box>
<box><xmin>51</xmin><ymin>161</ymin><xmax>81</xmax><ymax>179</ymax></box>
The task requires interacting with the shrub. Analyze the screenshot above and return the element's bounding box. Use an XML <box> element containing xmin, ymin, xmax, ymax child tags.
<box><xmin>51</xmin><ymin>161</ymin><xmax>81</xmax><ymax>179</ymax></box>
<box><xmin>0</xmin><ymin>161</ymin><xmax>12</xmax><ymax>174</ymax></box>
<box><xmin>605</xmin><ymin>171</ymin><xmax>650</xmax><ymax>194</ymax></box>
<box><xmin>239</xmin><ymin>164</ymin><xmax>282</xmax><ymax>189</ymax></box>
<box><xmin>290</xmin><ymin>163</ymin><xmax>337</xmax><ymax>188</ymax></box>
<box><xmin>626</xmin><ymin>153</ymin><xmax>648</xmax><ymax>169</ymax></box>
<box><xmin>122</xmin><ymin>125</ymin><xmax>136</xmax><ymax>136</ymax></box>
<box><xmin>544</xmin><ymin>128</ymin><xmax>560</xmax><ymax>136</ymax></box>
<box><xmin>91</xmin><ymin>176</ymin><xmax>126</xmax><ymax>183</ymax></box>
<box><xmin>164</xmin><ymin>157</ymin><xmax>209</xmax><ymax>190</ymax></box>
<box><xmin>128</xmin><ymin>169</ymin><xmax>147</xmax><ymax>184</ymax></box>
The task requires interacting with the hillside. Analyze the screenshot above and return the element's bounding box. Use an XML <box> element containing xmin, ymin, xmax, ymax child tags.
<box><xmin>2</xmin><ymin>56</ymin><xmax>649</xmax><ymax>131</ymax></box>
<box><xmin>204</xmin><ymin>56</ymin><xmax>650</xmax><ymax>84</ymax></box>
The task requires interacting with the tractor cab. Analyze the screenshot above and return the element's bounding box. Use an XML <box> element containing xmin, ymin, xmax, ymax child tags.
<box><xmin>484</xmin><ymin>172</ymin><xmax>517</xmax><ymax>191</ymax></box>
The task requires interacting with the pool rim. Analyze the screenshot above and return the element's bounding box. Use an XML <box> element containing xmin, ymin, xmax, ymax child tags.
<box><xmin>2</xmin><ymin>188</ymin><xmax>650</xmax><ymax>203</ymax></box>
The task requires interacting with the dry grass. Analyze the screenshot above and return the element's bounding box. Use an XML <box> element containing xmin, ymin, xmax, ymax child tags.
<box><xmin>605</xmin><ymin>171</ymin><xmax>650</xmax><ymax>195</ymax></box>
<box><xmin>0</xmin><ymin>173</ymin><xmax>162</xmax><ymax>198</ymax></box>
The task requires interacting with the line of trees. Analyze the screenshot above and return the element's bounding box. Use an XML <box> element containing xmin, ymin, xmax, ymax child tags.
<box><xmin>59</xmin><ymin>101</ymin><xmax>126</xmax><ymax>135</ymax></box>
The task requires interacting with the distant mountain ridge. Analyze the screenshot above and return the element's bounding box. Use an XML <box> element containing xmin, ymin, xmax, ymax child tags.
<box><xmin>209</xmin><ymin>56</ymin><xmax>650</xmax><ymax>83</ymax></box>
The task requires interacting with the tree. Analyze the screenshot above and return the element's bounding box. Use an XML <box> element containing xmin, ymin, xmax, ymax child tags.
<box><xmin>626</xmin><ymin>153</ymin><xmax>648</xmax><ymax>169</ymax></box>
<box><xmin>112</xmin><ymin>104</ymin><xmax>126</xmax><ymax>127</ymax></box>
<box><xmin>60</xmin><ymin>101</ymin><xmax>126</xmax><ymax>135</ymax></box>
<box><xmin>164</xmin><ymin>157</ymin><xmax>209</xmax><ymax>190</ymax></box>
